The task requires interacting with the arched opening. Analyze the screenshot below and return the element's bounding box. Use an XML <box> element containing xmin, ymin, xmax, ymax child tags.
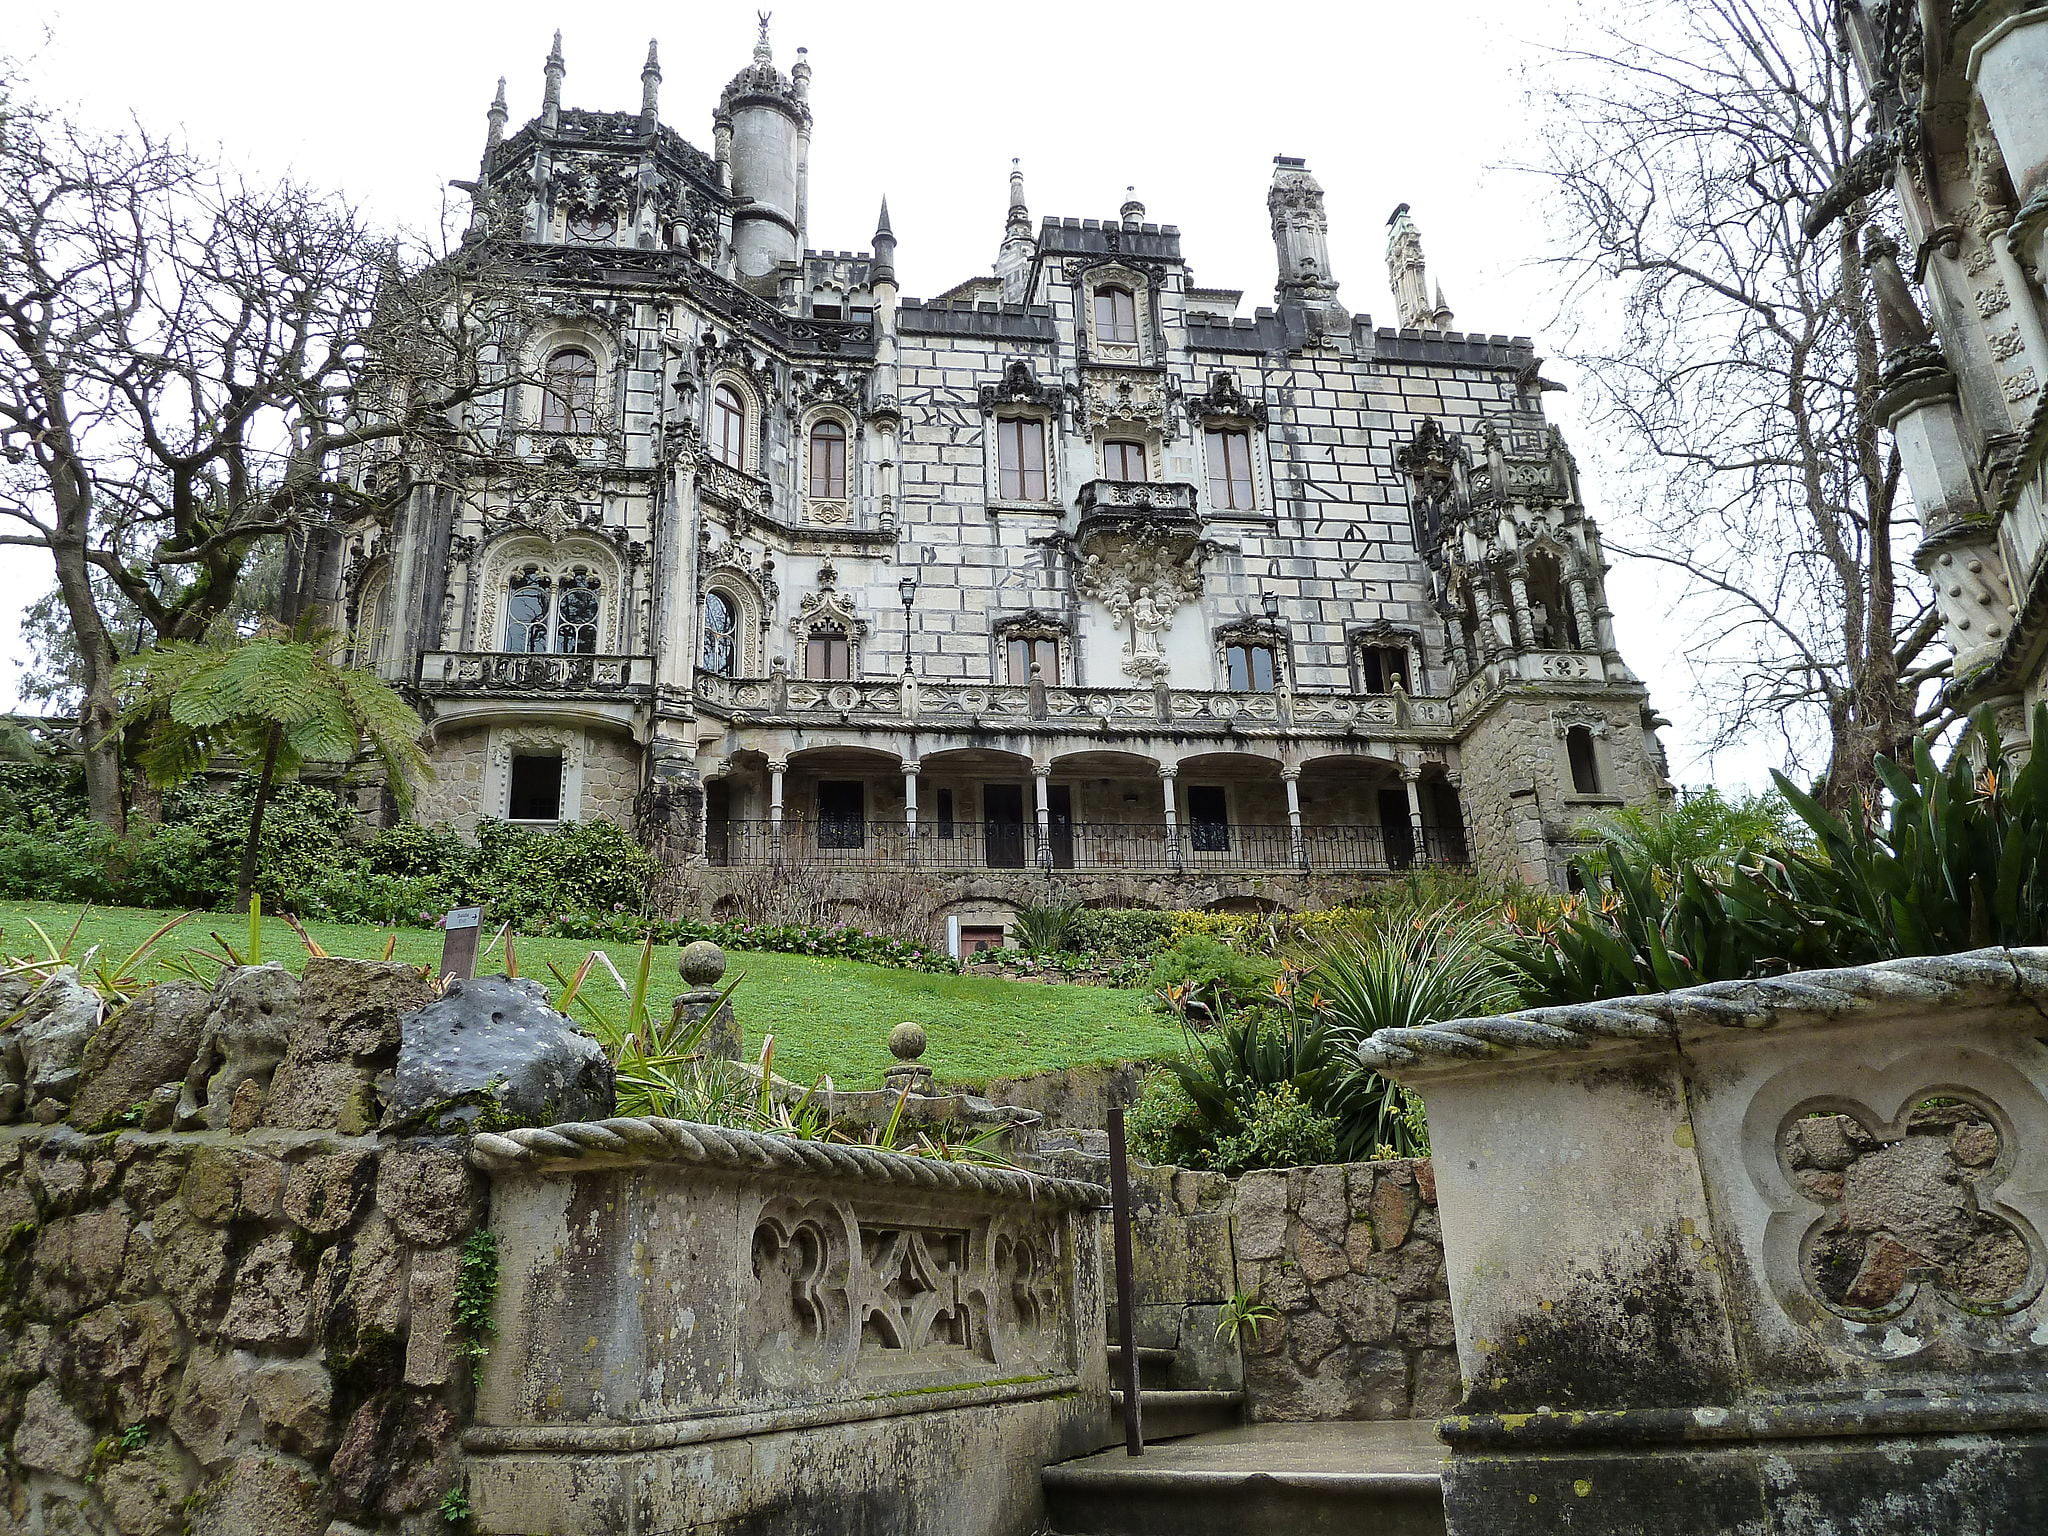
<box><xmin>1526</xmin><ymin>550</ymin><xmax>1581</xmax><ymax>649</ymax></box>
<box><xmin>540</xmin><ymin>348</ymin><xmax>599</xmax><ymax>433</ymax></box>
<box><xmin>1093</xmin><ymin>285</ymin><xmax>1138</xmax><ymax>345</ymax></box>
<box><xmin>713</xmin><ymin>384</ymin><xmax>748</xmax><ymax>468</ymax></box>
<box><xmin>1567</xmin><ymin>725</ymin><xmax>1602</xmax><ymax>794</ymax></box>
<box><xmin>702</xmin><ymin>590</ymin><xmax>740</xmax><ymax>676</ymax></box>
<box><xmin>808</xmin><ymin>418</ymin><xmax>848</xmax><ymax>500</ymax></box>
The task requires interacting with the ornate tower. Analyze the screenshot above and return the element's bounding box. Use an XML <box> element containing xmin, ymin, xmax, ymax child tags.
<box><xmin>1385</xmin><ymin>203</ymin><xmax>1454</xmax><ymax>332</ymax></box>
<box><xmin>715</xmin><ymin>14</ymin><xmax>811</xmax><ymax>284</ymax></box>
<box><xmin>996</xmin><ymin>159</ymin><xmax>1036</xmax><ymax>305</ymax></box>
<box><xmin>1267</xmin><ymin>156</ymin><xmax>1348</xmax><ymax>337</ymax></box>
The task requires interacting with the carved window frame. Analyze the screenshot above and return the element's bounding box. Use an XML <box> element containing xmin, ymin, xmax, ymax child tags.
<box><xmin>519</xmin><ymin>325</ymin><xmax>619</xmax><ymax>441</ymax></box>
<box><xmin>993</xmin><ymin>610</ymin><xmax>1070</xmax><ymax>685</ymax></box>
<box><xmin>489</xmin><ymin>725</ymin><xmax>587</xmax><ymax>826</ymax></box>
<box><xmin>348</xmin><ymin>562</ymin><xmax>392</xmax><ymax>671</ymax></box>
<box><xmin>791</xmin><ymin>590</ymin><xmax>871</xmax><ymax>679</ymax></box>
<box><xmin>987</xmin><ymin>411</ymin><xmax>1058</xmax><ymax>511</ymax></box>
<box><xmin>707</xmin><ymin>372</ymin><xmax>765</xmax><ymax>476</ymax></box>
<box><xmin>1214</xmin><ymin>617</ymin><xmax>1290</xmax><ymax>694</ymax></box>
<box><xmin>801</xmin><ymin>406</ymin><xmax>859</xmax><ymax>527</ymax></box>
<box><xmin>474</xmin><ymin>534</ymin><xmax>626</xmax><ymax>655</ymax></box>
<box><xmin>700</xmin><ymin>569</ymin><xmax>768</xmax><ymax>679</ymax></box>
<box><xmin>1347</xmin><ymin>625</ymin><xmax>1423</xmax><ymax>695</ymax></box>
<box><xmin>1080</xmin><ymin>264</ymin><xmax>1155</xmax><ymax>365</ymax></box>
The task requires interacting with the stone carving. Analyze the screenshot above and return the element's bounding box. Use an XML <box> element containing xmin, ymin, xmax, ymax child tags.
<box><xmin>1784</xmin><ymin>1100</ymin><xmax>2037</xmax><ymax>1333</ymax></box>
<box><xmin>1184</xmin><ymin>369</ymin><xmax>1268</xmax><ymax>427</ymax></box>
<box><xmin>0</xmin><ymin>967</ymin><xmax>102</xmax><ymax>1124</ymax></box>
<box><xmin>176</xmin><ymin>964</ymin><xmax>299</xmax><ymax>1132</ymax></box>
<box><xmin>977</xmin><ymin>356</ymin><xmax>1064</xmax><ymax>417</ymax></box>
<box><xmin>858</xmin><ymin>1224</ymin><xmax>975</xmax><ymax>1354</ymax></box>
<box><xmin>1079</xmin><ymin>369</ymin><xmax>1169</xmax><ymax>430</ymax></box>
<box><xmin>750</xmin><ymin>1202</ymin><xmax>843</xmax><ymax>1355</ymax></box>
<box><xmin>383</xmin><ymin>975</ymin><xmax>615</xmax><ymax>1134</ymax></box>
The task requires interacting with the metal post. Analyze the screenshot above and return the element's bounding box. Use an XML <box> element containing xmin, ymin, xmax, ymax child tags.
<box><xmin>1107</xmin><ymin>1103</ymin><xmax>1145</xmax><ymax>1457</ymax></box>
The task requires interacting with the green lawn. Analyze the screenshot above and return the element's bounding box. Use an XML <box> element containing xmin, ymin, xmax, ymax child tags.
<box><xmin>0</xmin><ymin>899</ymin><xmax>1174</xmax><ymax>1091</ymax></box>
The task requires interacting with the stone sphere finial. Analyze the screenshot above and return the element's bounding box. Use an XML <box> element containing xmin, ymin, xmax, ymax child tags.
<box><xmin>679</xmin><ymin>940</ymin><xmax>728</xmax><ymax>987</ymax></box>
<box><xmin>888</xmin><ymin>1021</ymin><xmax>928</xmax><ymax>1062</ymax></box>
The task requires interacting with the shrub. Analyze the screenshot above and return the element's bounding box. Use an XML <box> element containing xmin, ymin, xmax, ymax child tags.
<box><xmin>161</xmin><ymin>781</ymin><xmax>361</xmax><ymax>908</ymax></box>
<box><xmin>1204</xmin><ymin>1082</ymin><xmax>1341</xmax><ymax>1174</ymax></box>
<box><xmin>1150</xmin><ymin>933</ymin><xmax>1281</xmax><ymax>1019</ymax></box>
<box><xmin>469</xmin><ymin>819</ymin><xmax>656</xmax><ymax>922</ymax></box>
<box><xmin>1126</xmin><ymin>1069</ymin><xmax>1207</xmax><ymax>1166</ymax></box>
<box><xmin>1065</xmin><ymin>907</ymin><xmax>1178</xmax><ymax>960</ymax></box>
<box><xmin>364</xmin><ymin>822</ymin><xmax>475</xmax><ymax>883</ymax></box>
<box><xmin>0</xmin><ymin>760</ymin><xmax>88</xmax><ymax>828</ymax></box>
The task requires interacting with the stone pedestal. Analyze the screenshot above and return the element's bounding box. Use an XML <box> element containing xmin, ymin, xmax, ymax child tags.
<box><xmin>1359</xmin><ymin>948</ymin><xmax>2048</xmax><ymax>1536</ymax></box>
<box><xmin>674</xmin><ymin>939</ymin><xmax>741</xmax><ymax>1060</ymax></box>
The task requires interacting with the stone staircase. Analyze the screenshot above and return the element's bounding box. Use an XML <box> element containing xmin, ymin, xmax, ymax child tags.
<box><xmin>1104</xmin><ymin>1340</ymin><xmax>1243</xmax><ymax>1443</ymax></box>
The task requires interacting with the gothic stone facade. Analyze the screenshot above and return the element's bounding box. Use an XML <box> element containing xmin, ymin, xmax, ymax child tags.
<box><xmin>1830</xmin><ymin>2</ymin><xmax>2048</xmax><ymax>725</ymax></box>
<box><xmin>329</xmin><ymin>24</ymin><xmax>1672</xmax><ymax>927</ymax></box>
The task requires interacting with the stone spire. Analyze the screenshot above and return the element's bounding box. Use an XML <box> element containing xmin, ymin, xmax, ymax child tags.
<box><xmin>542</xmin><ymin>31</ymin><xmax>565</xmax><ymax>130</ymax></box>
<box><xmin>1386</xmin><ymin>203</ymin><xmax>1453</xmax><ymax>332</ymax></box>
<box><xmin>791</xmin><ymin>45</ymin><xmax>812</xmax><ymax>100</ymax></box>
<box><xmin>639</xmin><ymin>40</ymin><xmax>662</xmax><ymax>132</ymax></box>
<box><xmin>871</xmin><ymin>197</ymin><xmax>897</xmax><ymax>286</ymax></box>
<box><xmin>998</xmin><ymin>159</ymin><xmax>1037</xmax><ymax>304</ymax></box>
<box><xmin>485</xmin><ymin>76</ymin><xmax>508</xmax><ymax>153</ymax></box>
<box><xmin>1121</xmin><ymin>186</ymin><xmax>1146</xmax><ymax>225</ymax></box>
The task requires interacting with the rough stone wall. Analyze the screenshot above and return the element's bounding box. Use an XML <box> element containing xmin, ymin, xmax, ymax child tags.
<box><xmin>408</xmin><ymin>724</ymin><xmax>489</xmax><ymax>835</ymax></box>
<box><xmin>1232</xmin><ymin>1158</ymin><xmax>1458</xmax><ymax>1421</ymax></box>
<box><xmin>0</xmin><ymin>960</ymin><xmax>478</xmax><ymax>1536</ymax></box>
<box><xmin>1053</xmin><ymin>1152</ymin><xmax>1456</xmax><ymax>1418</ymax></box>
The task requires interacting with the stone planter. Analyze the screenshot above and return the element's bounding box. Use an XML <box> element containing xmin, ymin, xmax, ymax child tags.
<box><xmin>1360</xmin><ymin>948</ymin><xmax>2048</xmax><ymax>1536</ymax></box>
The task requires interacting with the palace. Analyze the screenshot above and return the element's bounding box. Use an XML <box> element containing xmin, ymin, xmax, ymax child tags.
<box><xmin>326</xmin><ymin>21</ymin><xmax>1673</xmax><ymax>939</ymax></box>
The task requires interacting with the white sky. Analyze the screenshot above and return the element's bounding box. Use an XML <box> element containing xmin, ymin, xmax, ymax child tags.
<box><xmin>5</xmin><ymin>0</ymin><xmax>1773</xmax><ymax>787</ymax></box>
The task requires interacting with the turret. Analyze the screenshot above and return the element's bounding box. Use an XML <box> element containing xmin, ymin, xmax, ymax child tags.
<box><xmin>639</xmin><ymin>40</ymin><xmax>661</xmax><ymax>134</ymax></box>
<box><xmin>715</xmin><ymin>14</ymin><xmax>811</xmax><ymax>283</ymax></box>
<box><xmin>485</xmin><ymin>76</ymin><xmax>508</xmax><ymax>155</ymax></box>
<box><xmin>870</xmin><ymin>198</ymin><xmax>903</xmax><ymax>527</ymax></box>
<box><xmin>1386</xmin><ymin>204</ymin><xmax>1454</xmax><ymax>332</ymax></box>
<box><xmin>997</xmin><ymin>159</ymin><xmax>1036</xmax><ymax>304</ymax></box>
<box><xmin>1268</xmin><ymin>156</ymin><xmax>1347</xmax><ymax>335</ymax></box>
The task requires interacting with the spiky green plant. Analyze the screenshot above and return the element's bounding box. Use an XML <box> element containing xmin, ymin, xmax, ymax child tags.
<box><xmin>113</xmin><ymin>623</ymin><xmax>430</xmax><ymax>903</ymax></box>
<box><xmin>1012</xmin><ymin>896</ymin><xmax>1084</xmax><ymax>955</ymax></box>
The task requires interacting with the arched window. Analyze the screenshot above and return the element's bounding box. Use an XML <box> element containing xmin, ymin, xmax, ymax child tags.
<box><xmin>504</xmin><ymin>566</ymin><xmax>553</xmax><ymax>653</ymax></box>
<box><xmin>540</xmin><ymin>349</ymin><xmax>599</xmax><ymax>433</ymax></box>
<box><xmin>1567</xmin><ymin>726</ymin><xmax>1602</xmax><ymax>794</ymax></box>
<box><xmin>1005</xmin><ymin>635</ymin><xmax>1059</xmax><ymax>684</ymax></box>
<box><xmin>1225</xmin><ymin>642</ymin><xmax>1278</xmax><ymax>693</ymax></box>
<box><xmin>808</xmin><ymin>419</ymin><xmax>847</xmax><ymax>499</ymax></box>
<box><xmin>713</xmin><ymin>385</ymin><xmax>748</xmax><ymax>468</ymax></box>
<box><xmin>702</xmin><ymin>590</ymin><xmax>740</xmax><ymax>676</ymax></box>
<box><xmin>555</xmin><ymin>567</ymin><xmax>602</xmax><ymax>655</ymax></box>
<box><xmin>1094</xmin><ymin>285</ymin><xmax>1138</xmax><ymax>345</ymax></box>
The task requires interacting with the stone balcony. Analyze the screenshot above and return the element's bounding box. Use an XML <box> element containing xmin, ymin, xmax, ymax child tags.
<box><xmin>692</xmin><ymin>670</ymin><xmax>1454</xmax><ymax>736</ymax></box>
<box><xmin>416</xmin><ymin>651</ymin><xmax>656</xmax><ymax>699</ymax></box>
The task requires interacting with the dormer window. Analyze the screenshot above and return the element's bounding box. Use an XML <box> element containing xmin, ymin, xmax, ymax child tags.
<box><xmin>1094</xmin><ymin>286</ymin><xmax>1139</xmax><ymax>345</ymax></box>
<box><xmin>1103</xmin><ymin>439</ymin><xmax>1147</xmax><ymax>480</ymax></box>
<box><xmin>713</xmin><ymin>385</ymin><xmax>748</xmax><ymax>468</ymax></box>
<box><xmin>996</xmin><ymin>417</ymin><xmax>1048</xmax><ymax>501</ymax></box>
<box><xmin>540</xmin><ymin>349</ymin><xmax>598</xmax><ymax>433</ymax></box>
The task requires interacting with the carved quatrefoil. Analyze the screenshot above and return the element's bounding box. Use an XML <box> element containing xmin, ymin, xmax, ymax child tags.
<box><xmin>1782</xmin><ymin>1098</ymin><xmax>2042</xmax><ymax>1323</ymax></box>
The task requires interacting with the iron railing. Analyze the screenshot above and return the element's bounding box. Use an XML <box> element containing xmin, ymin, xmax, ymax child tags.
<box><xmin>702</xmin><ymin>820</ymin><xmax>1468</xmax><ymax>872</ymax></box>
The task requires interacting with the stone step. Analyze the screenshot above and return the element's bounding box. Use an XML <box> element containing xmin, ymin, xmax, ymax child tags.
<box><xmin>1105</xmin><ymin>1343</ymin><xmax>1178</xmax><ymax>1388</ymax></box>
<box><xmin>1106</xmin><ymin>1388</ymin><xmax>1242</xmax><ymax>1442</ymax></box>
<box><xmin>1045</xmin><ymin>1420</ymin><xmax>1446</xmax><ymax>1536</ymax></box>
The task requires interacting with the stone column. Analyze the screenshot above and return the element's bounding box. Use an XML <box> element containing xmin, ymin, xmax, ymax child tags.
<box><xmin>1159</xmin><ymin>763</ymin><xmax>1183</xmax><ymax>871</ymax></box>
<box><xmin>1470</xmin><ymin>577</ymin><xmax>1509</xmax><ymax>660</ymax></box>
<box><xmin>1281</xmin><ymin>764</ymin><xmax>1306</xmax><ymax>870</ymax></box>
<box><xmin>1357</xmin><ymin>947</ymin><xmax>2048</xmax><ymax>1536</ymax></box>
<box><xmin>768</xmin><ymin>756</ymin><xmax>787</xmax><ymax>851</ymax></box>
<box><xmin>1564</xmin><ymin>575</ymin><xmax>1594</xmax><ymax>652</ymax></box>
<box><xmin>1505</xmin><ymin>568</ymin><xmax>1536</xmax><ymax>652</ymax></box>
<box><xmin>1401</xmin><ymin>764</ymin><xmax>1428</xmax><ymax>866</ymax></box>
<box><xmin>1032</xmin><ymin>764</ymin><xmax>1052</xmax><ymax>868</ymax></box>
<box><xmin>902</xmin><ymin>759</ymin><xmax>921</xmax><ymax>866</ymax></box>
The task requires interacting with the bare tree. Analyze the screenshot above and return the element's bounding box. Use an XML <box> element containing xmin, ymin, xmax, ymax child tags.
<box><xmin>1526</xmin><ymin>0</ymin><xmax>1942</xmax><ymax>809</ymax></box>
<box><xmin>0</xmin><ymin>70</ymin><xmax>516</xmax><ymax>830</ymax></box>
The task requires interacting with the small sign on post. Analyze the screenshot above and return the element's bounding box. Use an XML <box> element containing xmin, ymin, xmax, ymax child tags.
<box><xmin>439</xmin><ymin>905</ymin><xmax>484</xmax><ymax>983</ymax></box>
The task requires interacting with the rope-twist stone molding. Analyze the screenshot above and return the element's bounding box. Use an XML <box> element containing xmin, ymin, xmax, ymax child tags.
<box><xmin>1358</xmin><ymin>946</ymin><xmax>2048</xmax><ymax>1072</ymax></box>
<box><xmin>468</xmin><ymin>1115</ymin><xmax>1106</xmax><ymax>1206</ymax></box>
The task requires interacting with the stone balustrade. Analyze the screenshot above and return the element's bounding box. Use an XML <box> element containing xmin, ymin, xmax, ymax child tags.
<box><xmin>694</xmin><ymin>669</ymin><xmax>1453</xmax><ymax>732</ymax></box>
<box><xmin>1360</xmin><ymin>947</ymin><xmax>2048</xmax><ymax>1536</ymax></box>
<box><xmin>418</xmin><ymin>650</ymin><xmax>655</xmax><ymax>698</ymax></box>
